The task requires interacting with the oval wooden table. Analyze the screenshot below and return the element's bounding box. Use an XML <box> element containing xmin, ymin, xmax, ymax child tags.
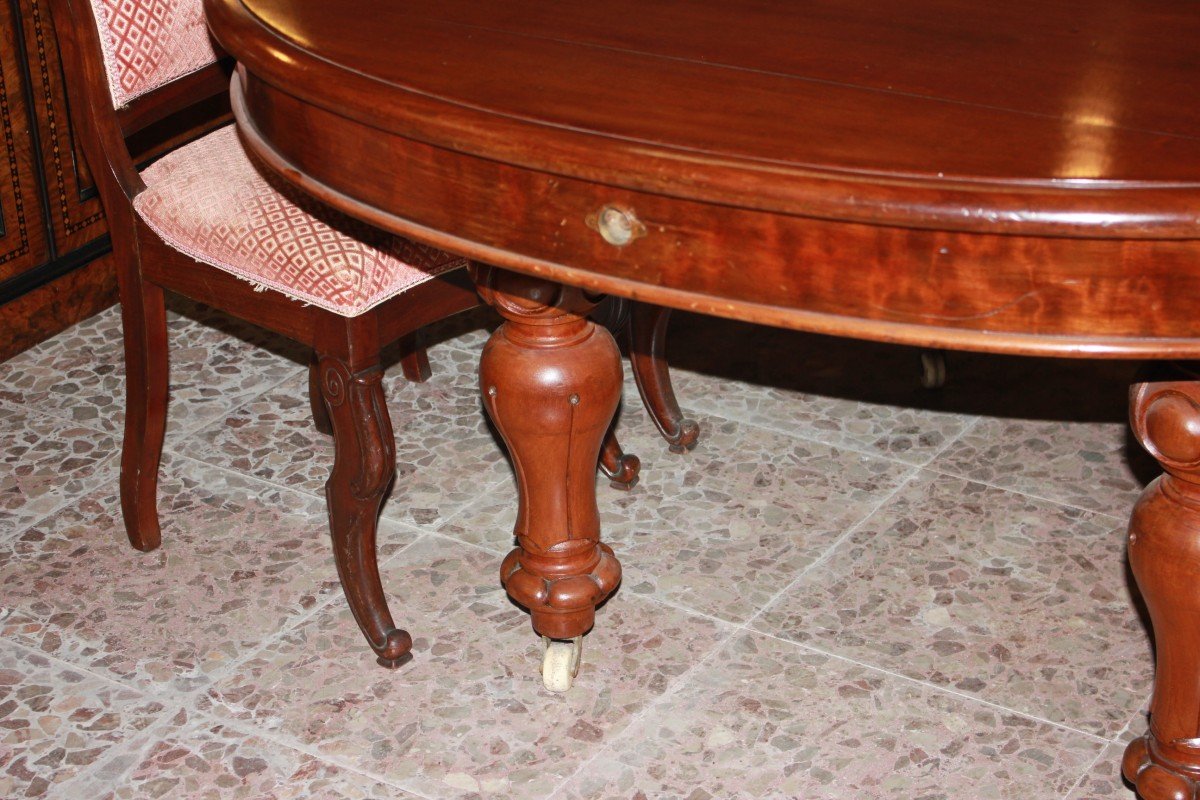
<box><xmin>204</xmin><ymin>1</ymin><xmax>1200</xmax><ymax>795</ymax></box>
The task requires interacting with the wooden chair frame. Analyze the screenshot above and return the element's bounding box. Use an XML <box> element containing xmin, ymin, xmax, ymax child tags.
<box><xmin>48</xmin><ymin>0</ymin><xmax>694</xmax><ymax>666</ymax></box>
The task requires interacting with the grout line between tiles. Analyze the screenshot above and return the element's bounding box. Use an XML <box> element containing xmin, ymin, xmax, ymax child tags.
<box><xmin>925</xmin><ymin>413</ymin><xmax>982</xmax><ymax>461</ymax></box>
<box><xmin>196</xmin><ymin>532</ymin><xmax>438</xmax><ymax>694</ymax></box>
<box><xmin>160</xmin><ymin>450</ymin><xmax>322</xmax><ymax>501</ymax></box>
<box><xmin>0</xmin><ymin>469</ymin><xmax>117</xmax><ymax>547</ymax></box>
<box><xmin>675</xmin><ymin>407</ymin><xmax>1125</xmax><ymax>745</ymax></box>
<box><xmin>1059</xmin><ymin>746</ymin><xmax>1111</xmax><ymax>800</ymax></box>
<box><xmin>918</xmin><ymin>462</ymin><xmax>1134</xmax><ymax>523</ymax></box>
<box><xmin>48</xmin><ymin>695</ymin><xmax>198</xmax><ymax>798</ymax></box>
<box><xmin>0</xmin><ymin>398</ymin><xmax>121</xmax><ymax>536</ymax></box>
<box><xmin>171</xmin><ymin>361</ymin><xmax>308</xmax><ymax>441</ymax></box>
<box><xmin>185</xmin><ymin>701</ymin><xmax>439</xmax><ymax>800</ymax></box>
<box><xmin>760</xmin><ymin>629</ymin><xmax>1112</xmax><ymax>745</ymax></box>
<box><xmin>544</xmin><ymin>624</ymin><xmax>742</xmax><ymax>800</ymax></box>
<box><xmin>631</xmin><ymin>580</ymin><xmax>1116</xmax><ymax>748</ymax></box>
<box><xmin>619</xmin><ymin>590</ymin><xmax>746</xmax><ymax>633</ymax></box>
<box><xmin>539</xmin><ymin>428</ymin><xmax>967</xmax><ymax>797</ymax></box>
<box><xmin>1113</xmin><ymin>694</ymin><xmax>1150</xmax><ymax>744</ymax></box>
<box><xmin>0</xmin><ymin>631</ymin><xmax>146</xmax><ymax>692</ymax></box>
<box><xmin>743</xmin><ymin>465</ymin><xmax>927</xmax><ymax>627</ymax></box>
<box><xmin>681</xmin><ymin>392</ymin><xmax>969</xmax><ymax>468</ymax></box>
<box><xmin>586</xmin><ymin>581</ymin><xmax>1123</xmax><ymax>797</ymax></box>
<box><xmin>165</xmin><ymin>446</ymin><xmax>507</xmax><ymax>537</ymax></box>
<box><xmin>685</xmin><ymin>386</ymin><xmax>1139</xmax><ymax>524</ymax></box>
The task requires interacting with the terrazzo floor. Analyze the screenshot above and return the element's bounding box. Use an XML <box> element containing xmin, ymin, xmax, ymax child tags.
<box><xmin>0</xmin><ymin>297</ymin><xmax>1156</xmax><ymax>799</ymax></box>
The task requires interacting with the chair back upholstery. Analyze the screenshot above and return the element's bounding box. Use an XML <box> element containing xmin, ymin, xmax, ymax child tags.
<box><xmin>87</xmin><ymin>0</ymin><xmax>218</xmax><ymax>108</ymax></box>
<box><xmin>48</xmin><ymin>0</ymin><xmax>232</xmax><ymax>218</ymax></box>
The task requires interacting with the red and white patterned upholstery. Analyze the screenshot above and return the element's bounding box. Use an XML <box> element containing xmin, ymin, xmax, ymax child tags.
<box><xmin>134</xmin><ymin>125</ymin><xmax>467</xmax><ymax>317</ymax></box>
<box><xmin>88</xmin><ymin>0</ymin><xmax>219</xmax><ymax>107</ymax></box>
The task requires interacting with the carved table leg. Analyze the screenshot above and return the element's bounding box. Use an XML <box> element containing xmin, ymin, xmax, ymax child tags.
<box><xmin>474</xmin><ymin>267</ymin><xmax>623</xmax><ymax>691</ymax></box>
<box><xmin>317</xmin><ymin>348</ymin><xmax>412</xmax><ymax>666</ymax></box>
<box><xmin>630</xmin><ymin>303</ymin><xmax>699</xmax><ymax>453</ymax></box>
<box><xmin>599</xmin><ymin>425</ymin><xmax>641</xmax><ymax>490</ymax></box>
<box><xmin>1123</xmin><ymin>377</ymin><xmax>1200</xmax><ymax>799</ymax></box>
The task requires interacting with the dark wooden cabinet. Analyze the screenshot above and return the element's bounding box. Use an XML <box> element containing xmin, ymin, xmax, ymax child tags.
<box><xmin>0</xmin><ymin>0</ymin><xmax>116</xmax><ymax>361</ymax></box>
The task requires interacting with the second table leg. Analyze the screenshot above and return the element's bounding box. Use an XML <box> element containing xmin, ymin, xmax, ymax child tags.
<box><xmin>1123</xmin><ymin>376</ymin><xmax>1200</xmax><ymax>800</ymax></box>
<box><xmin>474</xmin><ymin>267</ymin><xmax>623</xmax><ymax>689</ymax></box>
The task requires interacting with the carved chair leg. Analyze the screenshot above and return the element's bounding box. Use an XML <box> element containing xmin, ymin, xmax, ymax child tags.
<box><xmin>119</xmin><ymin>274</ymin><xmax>168</xmax><ymax>552</ymax></box>
<box><xmin>308</xmin><ymin>351</ymin><xmax>333</xmax><ymax>436</ymax></box>
<box><xmin>1123</xmin><ymin>374</ymin><xmax>1200</xmax><ymax>800</ymax></box>
<box><xmin>316</xmin><ymin>317</ymin><xmax>412</xmax><ymax>666</ymax></box>
<box><xmin>629</xmin><ymin>303</ymin><xmax>699</xmax><ymax>453</ymax></box>
<box><xmin>310</xmin><ymin>335</ymin><xmax>430</xmax><ymax>439</ymax></box>
<box><xmin>475</xmin><ymin>267</ymin><xmax>623</xmax><ymax>649</ymax></box>
<box><xmin>599</xmin><ymin>424</ymin><xmax>640</xmax><ymax>490</ymax></box>
<box><xmin>398</xmin><ymin>333</ymin><xmax>432</xmax><ymax>383</ymax></box>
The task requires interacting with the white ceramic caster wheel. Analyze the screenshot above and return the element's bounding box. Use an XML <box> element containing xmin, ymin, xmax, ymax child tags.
<box><xmin>920</xmin><ymin>351</ymin><xmax>947</xmax><ymax>389</ymax></box>
<box><xmin>541</xmin><ymin>635</ymin><xmax>583</xmax><ymax>693</ymax></box>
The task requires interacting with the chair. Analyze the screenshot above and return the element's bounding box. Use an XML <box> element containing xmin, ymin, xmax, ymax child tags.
<box><xmin>48</xmin><ymin>0</ymin><xmax>695</xmax><ymax>667</ymax></box>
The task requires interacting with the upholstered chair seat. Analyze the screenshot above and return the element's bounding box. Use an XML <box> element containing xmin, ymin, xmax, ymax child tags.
<box><xmin>135</xmin><ymin>125</ymin><xmax>467</xmax><ymax>316</ymax></box>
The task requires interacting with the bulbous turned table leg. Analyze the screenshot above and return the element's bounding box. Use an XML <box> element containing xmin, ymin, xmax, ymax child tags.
<box><xmin>474</xmin><ymin>267</ymin><xmax>623</xmax><ymax>689</ymax></box>
<box><xmin>1123</xmin><ymin>377</ymin><xmax>1200</xmax><ymax>800</ymax></box>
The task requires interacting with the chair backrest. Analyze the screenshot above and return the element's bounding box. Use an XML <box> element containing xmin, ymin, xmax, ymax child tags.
<box><xmin>87</xmin><ymin>0</ymin><xmax>219</xmax><ymax>108</ymax></box>
<box><xmin>47</xmin><ymin>0</ymin><xmax>232</xmax><ymax>211</ymax></box>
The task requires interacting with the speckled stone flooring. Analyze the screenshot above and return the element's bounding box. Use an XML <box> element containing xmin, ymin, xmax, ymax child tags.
<box><xmin>0</xmin><ymin>299</ymin><xmax>1155</xmax><ymax>799</ymax></box>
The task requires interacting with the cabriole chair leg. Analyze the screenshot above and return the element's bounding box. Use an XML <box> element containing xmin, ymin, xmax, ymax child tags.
<box><xmin>316</xmin><ymin>333</ymin><xmax>412</xmax><ymax>666</ymax></box>
<box><xmin>118</xmin><ymin>273</ymin><xmax>169</xmax><ymax>552</ymax></box>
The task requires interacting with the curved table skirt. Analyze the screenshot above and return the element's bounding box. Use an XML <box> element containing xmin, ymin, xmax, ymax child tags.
<box><xmin>234</xmin><ymin>72</ymin><xmax>1200</xmax><ymax>360</ymax></box>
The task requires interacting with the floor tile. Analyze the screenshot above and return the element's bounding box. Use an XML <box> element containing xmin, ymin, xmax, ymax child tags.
<box><xmin>615</xmin><ymin>417</ymin><xmax>913</xmax><ymax>623</ymax></box>
<box><xmin>1065</xmin><ymin>709</ymin><xmax>1145</xmax><ymax>800</ymax></box>
<box><xmin>0</xmin><ymin>455</ymin><xmax>416</xmax><ymax>695</ymax></box>
<box><xmin>187</xmin><ymin>347</ymin><xmax>510</xmax><ymax>529</ymax></box>
<box><xmin>932</xmin><ymin>418</ymin><xmax>1150</xmax><ymax>518</ymax></box>
<box><xmin>0</xmin><ymin>404</ymin><xmax>117</xmax><ymax>536</ymax></box>
<box><xmin>1065</xmin><ymin>743</ymin><xmax>1130</xmax><ymax>800</ymax></box>
<box><xmin>205</xmin><ymin>536</ymin><xmax>726</xmax><ymax>800</ymax></box>
<box><xmin>754</xmin><ymin>471</ymin><xmax>1151</xmax><ymax>737</ymax></box>
<box><xmin>659</xmin><ymin>314</ymin><xmax>973</xmax><ymax>465</ymax></box>
<box><xmin>556</xmin><ymin>631</ymin><xmax>1102</xmax><ymax>800</ymax></box>
<box><xmin>0</xmin><ymin>302</ymin><xmax>304</xmax><ymax>438</ymax></box>
<box><xmin>0</xmin><ymin>641</ymin><xmax>167</xmax><ymax>798</ymax></box>
<box><xmin>64</xmin><ymin>707</ymin><xmax>413</xmax><ymax>800</ymax></box>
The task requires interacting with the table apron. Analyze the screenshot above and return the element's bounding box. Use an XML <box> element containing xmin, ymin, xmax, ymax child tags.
<box><xmin>238</xmin><ymin>74</ymin><xmax>1200</xmax><ymax>359</ymax></box>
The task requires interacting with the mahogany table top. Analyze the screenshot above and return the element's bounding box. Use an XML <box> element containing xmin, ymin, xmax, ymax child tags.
<box><xmin>206</xmin><ymin>0</ymin><xmax>1200</xmax><ymax>356</ymax></box>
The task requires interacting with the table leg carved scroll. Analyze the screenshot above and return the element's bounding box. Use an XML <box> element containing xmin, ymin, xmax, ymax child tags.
<box><xmin>629</xmin><ymin>303</ymin><xmax>700</xmax><ymax>454</ymax></box>
<box><xmin>1124</xmin><ymin>375</ymin><xmax>1200</xmax><ymax>800</ymax></box>
<box><xmin>317</xmin><ymin>350</ymin><xmax>413</xmax><ymax>667</ymax></box>
<box><xmin>474</xmin><ymin>266</ymin><xmax>623</xmax><ymax>692</ymax></box>
<box><xmin>599</xmin><ymin>429</ymin><xmax>641</xmax><ymax>490</ymax></box>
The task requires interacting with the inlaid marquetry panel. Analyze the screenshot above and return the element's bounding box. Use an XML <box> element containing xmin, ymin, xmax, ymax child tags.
<box><xmin>0</xmin><ymin>0</ymin><xmax>50</xmax><ymax>282</ymax></box>
<box><xmin>17</xmin><ymin>0</ymin><xmax>106</xmax><ymax>257</ymax></box>
<box><xmin>0</xmin><ymin>0</ymin><xmax>115</xmax><ymax>358</ymax></box>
